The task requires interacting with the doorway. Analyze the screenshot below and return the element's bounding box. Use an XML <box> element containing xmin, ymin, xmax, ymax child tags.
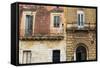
<box><xmin>76</xmin><ymin>46</ymin><xmax>87</xmax><ymax>61</ymax></box>
<box><xmin>53</xmin><ymin>50</ymin><xmax>60</xmax><ymax>63</ymax></box>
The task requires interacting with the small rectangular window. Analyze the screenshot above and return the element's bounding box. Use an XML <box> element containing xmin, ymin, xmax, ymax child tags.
<box><xmin>77</xmin><ymin>11</ymin><xmax>84</xmax><ymax>28</ymax></box>
<box><xmin>23</xmin><ymin>51</ymin><xmax>31</xmax><ymax>64</ymax></box>
<box><xmin>54</xmin><ymin>16</ymin><xmax>60</xmax><ymax>27</ymax></box>
<box><xmin>25</xmin><ymin>15</ymin><xmax>33</xmax><ymax>37</ymax></box>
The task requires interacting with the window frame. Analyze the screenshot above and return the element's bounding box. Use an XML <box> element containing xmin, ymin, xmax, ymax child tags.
<box><xmin>77</xmin><ymin>10</ymin><xmax>85</xmax><ymax>28</ymax></box>
<box><xmin>25</xmin><ymin>15</ymin><xmax>33</xmax><ymax>37</ymax></box>
<box><xmin>22</xmin><ymin>11</ymin><xmax>36</xmax><ymax>37</ymax></box>
<box><xmin>53</xmin><ymin>15</ymin><xmax>60</xmax><ymax>27</ymax></box>
<box><xmin>22</xmin><ymin>50</ymin><xmax>32</xmax><ymax>64</ymax></box>
<box><xmin>51</xmin><ymin>13</ymin><xmax>62</xmax><ymax>28</ymax></box>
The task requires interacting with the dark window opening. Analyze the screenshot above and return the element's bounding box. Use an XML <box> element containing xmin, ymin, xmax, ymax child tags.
<box><xmin>54</xmin><ymin>16</ymin><xmax>60</xmax><ymax>27</ymax></box>
<box><xmin>53</xmin><ymin>50</ymin><xmax>60</xmax><ymax>63</ymax></box>
<box><xmin>25</xmin><ymin>15</ymin><xmax>33</xmax><ymax>37</ymax></box>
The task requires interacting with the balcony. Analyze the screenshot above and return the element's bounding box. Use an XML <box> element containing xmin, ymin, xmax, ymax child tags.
<box><xmin>66</xmin><ymin>22</ymin><xmax>96</xmax><ymax>31</ymax></box>
<box><xmin>20</xmin><ymin>28</ymin><xmax>64</xmax><ymax>40</ymax></box>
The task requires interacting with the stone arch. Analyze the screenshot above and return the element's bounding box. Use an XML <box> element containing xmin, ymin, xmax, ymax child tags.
<box><xmin>74</xmin><ymin>43</ymin><xmax>89</xmax><ymax>61</ymax></box>
<box><xmin>75</xmin><ymin>43</ymin><xmax>89</xmax><ymax>53</ymax></box>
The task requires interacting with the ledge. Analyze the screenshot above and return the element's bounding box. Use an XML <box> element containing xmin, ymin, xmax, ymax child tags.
<box><xmin>19</xmin><ymin>35</ymin><xmax>64</xmax><ymax>40</ymax></box>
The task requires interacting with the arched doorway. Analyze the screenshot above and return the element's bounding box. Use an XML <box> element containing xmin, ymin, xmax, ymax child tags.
<box><xmin>76</xmin><ymin>45</ymin><xmax>87</xmax><ymax>61</ymax></box>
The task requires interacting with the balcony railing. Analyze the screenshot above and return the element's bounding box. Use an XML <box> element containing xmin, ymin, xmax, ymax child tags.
<box><xmin>20</xmin><ymin>28</ymin><xmax>64</xmax><ymax>40</ymax></box>
<box><xmin>66</xmin><ymin>22</ymin><xmax>96</xmax><ymax>31</ymax></box>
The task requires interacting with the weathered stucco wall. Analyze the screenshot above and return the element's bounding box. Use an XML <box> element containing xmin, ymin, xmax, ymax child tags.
<box><xmin>19</xmin><ymin>39</ymin><xmax>66</xmax><ymax>64</ymax></box>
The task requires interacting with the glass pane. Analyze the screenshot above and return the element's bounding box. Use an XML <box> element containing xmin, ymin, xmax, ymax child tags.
<box><xmin>81</xmin><ymin>14</ymin><xmax>83</xmax><ymax>26</ymax></box>
<box><xmin>54</xmin><ymin>16</ymin><xmax>56</xmax><ymax>27</ymax></box>
<box><xmin>25</xmin><ymin>15</ymin><xmax>33</xmax><ymax>37</ymax></box>
<box><xmin>78</xmin><ymin>14</ymin><xmax>80</xmax><ymax>26</ymax></box>
<box><xmin>54</xmin><ymin>16</ymin><xmax>60</xmax><ymax>27</ymax></box>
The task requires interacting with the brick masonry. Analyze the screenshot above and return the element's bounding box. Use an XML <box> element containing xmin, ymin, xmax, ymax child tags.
<box><xmin>34</xmin><ymin>6</ymin><xmax>50</xmax><ymax>35</ymax></box>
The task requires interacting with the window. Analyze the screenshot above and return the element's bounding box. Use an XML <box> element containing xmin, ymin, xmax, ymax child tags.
<box><xmin>25</xmin><ymin>15</ymin><xmax>33</xmax><ymax>37</ymax></box>
<box><xmin>23</xmin><ymin>51</ymin><xmax>31</xmax><ymax>64</ymax></box>
<box><xmin>52</xmin><ymin>50</ymin><xmax>60</xmax><ymax>63</ymax></box>
<box><xmin>53</xmin><ymin>16</ymin><xmax>60</xmax><ymax>27</ymax></box>
<box><xmin>77</xmin><ymin>11</ymin><xmax>84</xmax><ymax>28</ymax></box>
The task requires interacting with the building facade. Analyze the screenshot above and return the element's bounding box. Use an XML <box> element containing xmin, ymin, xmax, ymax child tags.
<box><xmin>65</xmin><ymin>7</ymin><xmax>96</xmax><ymax>61</ymax></box>
<box><xmin>19</xmin><ymin>4</ymin><xmax>67</xmax><ymax>64</ymax></box>
<box><xmin>19</xmin><ymin>4</ymin><xmax>96</xmax><ymax>64</ymax></box>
